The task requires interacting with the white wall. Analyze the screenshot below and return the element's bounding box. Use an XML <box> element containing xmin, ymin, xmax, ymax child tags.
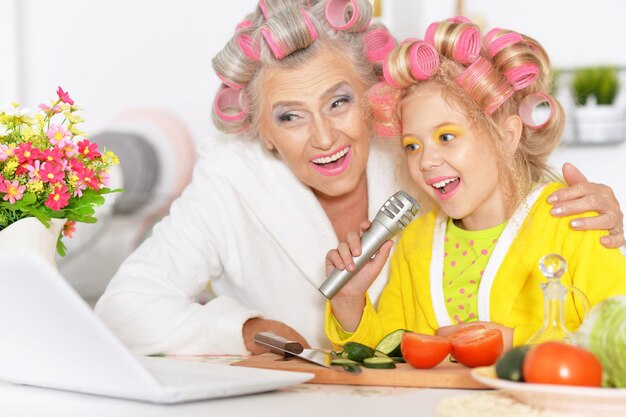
<box><xmin>13</xmin><ymin>0</ymin><xmax>258</xmax><ymax>142</ymax></box>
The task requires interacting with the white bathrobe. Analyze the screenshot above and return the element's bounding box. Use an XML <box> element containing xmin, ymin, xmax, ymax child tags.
<box><xmin>95</xmin><ymin>134</ymin><xmax>401</xmax><ymax>355</ymax></box>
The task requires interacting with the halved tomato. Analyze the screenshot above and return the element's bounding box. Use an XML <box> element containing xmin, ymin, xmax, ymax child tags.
<box><xmin>523</xmin><ymin>342</ymin><xmax>602</xmax><ymax>387</ymax></box>
<box><xmin>401</xmin><ymin>332</ymin><xmax>451</xmax><ymax>369</ymax></box>
<box><xmin>449</xmin><ymin>326</ymin><xmax>503</xmax><ymax>368</ymax></box>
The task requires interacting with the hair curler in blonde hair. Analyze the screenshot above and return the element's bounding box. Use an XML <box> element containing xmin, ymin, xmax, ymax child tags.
<box><xmin>425</xmin><ymin>19</ymin><xmax>480</xmax><ymax>65</ymax></box>
<box><xmin>324</xmin><ymin>0</ymin><xmax>371</xmax><ymax>32</ymax></box>
<box><xmin>456</xmin><ymin>57</ymin><xmax>514</xmax><ymax>115</ymax></box>
<box><xmin>383</xmin><ymin>40</ymin><xmax>439</xmax><ymax>88</ymax></box>
<box><xmin>485</xmin><ymin>28</ymin><xmax>541</xmax><ymax>91</ymax></box>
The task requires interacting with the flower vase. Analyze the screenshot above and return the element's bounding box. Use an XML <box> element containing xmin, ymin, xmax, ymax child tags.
<box><xmin>0</xmin><ymin>218</ymin><xmax>67</xmax><ymax>269</ymax></box>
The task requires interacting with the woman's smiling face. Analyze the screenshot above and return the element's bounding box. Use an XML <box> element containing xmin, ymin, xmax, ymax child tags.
<box><xmin>258</xmin><ymin>45</ymin><xmax>371</xmax><ymax>198</ymax></box>
<box><xmin>401</xmin><ymin>82</ymin><xmax>510</xmax><ymax>230</ymax></box>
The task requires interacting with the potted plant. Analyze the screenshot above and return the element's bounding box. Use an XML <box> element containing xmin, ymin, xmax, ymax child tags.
<box><xmin>571</xmin><ymin>66</ymin><xmax>626</xmax><ymax>145</ymax></box>
<box><xmin>0</xmin><ymin>87</ymin><xmax>120</xmax><ymax>265</ymax></box>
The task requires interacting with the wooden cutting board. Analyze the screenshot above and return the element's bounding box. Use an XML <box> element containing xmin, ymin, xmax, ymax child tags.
<box><xmin>232</xmin><ymin>353</ymin><xmax>488</xmax><ymax>389</ymax></box>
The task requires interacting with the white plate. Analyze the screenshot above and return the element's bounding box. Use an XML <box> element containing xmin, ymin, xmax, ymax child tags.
<box><xmin>471</xmin><ymin>367</ymin><xmax>626</xmax><ymax>416</ymax></box>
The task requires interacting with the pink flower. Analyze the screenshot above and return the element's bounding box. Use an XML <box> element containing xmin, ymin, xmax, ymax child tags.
<box><xmin>63</xmin><ymin>221</ymin><xmax>77</xmax><ymax>238</ymax></box>
<box><xmin>67</xmin><ymin>157</ymin><xmax>85</xmax><ymax>172</ymax></box>
<box><xmin>78</xmin><ymin>167</ymin><xmax>100</xmax><ymax>190</ymax></box>
<box><xmin>38</xmin><ymin>102</ymin><xmax>61</xmax><ymax>114</ymax></box>
<box><xmin>77</xmin><ymin>139</ymin><xmax>101</xmax><ymax>160</ymax></box>
<box><xmin>0</xmin><ymin>144</ymin><xmax>14</xmax><ymax>161</ymax></box>
<box><xmin>46</xmin><ymin>124</ymin><xmax>72</xmax><ymax>146</ymax></box>
<box><xmin>14</xmin><ymin>142</ymin><xmax>39</xmax><ymax>164</ymax></box>
<box><xmin>56</xmin><ymin>86</ymin><xmax>74</xmax><ymax>105</ymax></box>
<box><xmin>0</xmin><ymin>179</ymin><xmax>26</xmax><ymax>204</ymax></box>
<box><xmin>40</xmin><ymin>162</ymin><xmax>65</xmax><ymax>183</ymax></box>
<box><xmin>98</xmin><ymin>170</ymin><xmax>110</xmax><ymax>187</ymax></box>
<box><xmin>59</xmin><ymin>139</ymin><xmax>78</xmax><ymax>158</ymax></box>
<box><xmin>26</xmin><ymin>160</ymin><xmax>43</xmax><ymax>180</ymax></box>
<box><xmin>41</xmin><ymin>148</ymin><xmax>65</xmax><ymax>165</ymax></box>
<box><xmin>45</xmin><ymin>183</ymin><xmax>70</xmax><ymax>210</ymax></box>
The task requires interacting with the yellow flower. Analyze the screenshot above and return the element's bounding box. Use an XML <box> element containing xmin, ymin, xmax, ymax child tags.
<box><xmin>64</xmin><ymin>111</ymin><xmax>85</xmax><ymax>124</ymax></box>
<box><xmin>69</xmin><ymin>125</ymin><xmax>87</xmax><ymax>137</ymax></box>
<box><xmin>26</xmin><ymin>180</ymin><xmax>44</xmax><ymax>194</ymax></box>
<box><xmin>102</xmin><ymin>148</ymin><xmax>120</xmax><ymax>165</ymax></box>
<box><xmin>2</xmin><ymin>158</ymin><xmax>18</xmax><ymax>176</ymax></box>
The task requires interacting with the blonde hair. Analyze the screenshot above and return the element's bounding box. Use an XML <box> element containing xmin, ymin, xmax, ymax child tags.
<box><xmin>211</xmin><ymin>0</ymin><xmax>390</xmax><ymax>138</ymax></box>
<box><xmin>377</xmin><ymin>18</ymin><xmax>564</xmax><ymax>210</ymax></box>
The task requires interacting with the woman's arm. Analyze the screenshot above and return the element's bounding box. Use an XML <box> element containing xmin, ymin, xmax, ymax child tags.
<box><xmin>547</xmin><ymin>162</ymin><xmax>624</xmax><ymax>249</ymax></box>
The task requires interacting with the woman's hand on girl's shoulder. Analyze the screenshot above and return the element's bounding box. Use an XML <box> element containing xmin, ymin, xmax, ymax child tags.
<box><xmin>548</xmin><ymin>162</ymin><xmax>624</xmax><ymax>249</ymax></box>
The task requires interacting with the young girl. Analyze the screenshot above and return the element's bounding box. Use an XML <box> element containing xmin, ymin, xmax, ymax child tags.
<box><xmin>324</xmin><ymin>17</ymin><xmax>626</xmax><ymax>349</ymax></box>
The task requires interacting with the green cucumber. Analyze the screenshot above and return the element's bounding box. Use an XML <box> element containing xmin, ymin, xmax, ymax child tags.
<box><xmin>375</xmin><ymin>329</ymin><xmax>406</xmax><ymax>357</ymax></box>
<box><xmin>331</xmin><ymin>358</ymin><xmax>360</xmax><ymax>366</ymax></box>
<box><xmin>495</xmin><ymin>345</ymin><xmax>531</xmax><ymax>382</ymax></box>
<box><xmin>363</xmin><ymin>357</ymin><xmax>396</xmax><ymax>369</ymax></box>
<box><xmin>343</xmin><ymin>342</ymin><xmax>376</xmax><ymax>363</ymax></box>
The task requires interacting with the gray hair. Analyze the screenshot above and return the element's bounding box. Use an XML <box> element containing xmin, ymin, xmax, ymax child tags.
<box><xmin>211</xmin><ymin>0</ymin><xmax>391</xmax><ymax>138</ymax></box>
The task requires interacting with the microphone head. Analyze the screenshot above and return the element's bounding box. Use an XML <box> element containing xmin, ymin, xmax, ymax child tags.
<box><xmin>373</xmin><ymin>190</ymin><xmax>420</xmax><ymax>234</ymax></box>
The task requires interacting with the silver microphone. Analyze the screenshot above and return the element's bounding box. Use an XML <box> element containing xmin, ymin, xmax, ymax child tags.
<box><xmin>318</xmin><ymin>190</ymin><xmax>420</xmax><ymax>299</ymax></box>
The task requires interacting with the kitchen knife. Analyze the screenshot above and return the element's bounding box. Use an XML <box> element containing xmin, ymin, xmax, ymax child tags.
<box><xmin>253</xmin><ymin>332</ymin><xmax>333</xmax><ymax>368</ymax></box>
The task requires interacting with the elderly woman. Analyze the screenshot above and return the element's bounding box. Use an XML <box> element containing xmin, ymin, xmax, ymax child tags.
<box><xmin>95</xmin><ymin>0</ymin><xmax>624</xmax><ymax>355</ymax></box>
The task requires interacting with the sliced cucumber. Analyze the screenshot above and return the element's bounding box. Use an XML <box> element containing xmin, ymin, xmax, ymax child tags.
<box><xmin>331</xmin><ymin>358</ymin><xmax>360</xmax><ymax>366</ymax></box>
<box><xmin>375</xmin><ymin>329</ymin><xmax>406</xmax><ymax>358</ymax></box>
<box><xmin>363</xmin><ymin>357</ymin><xmax>396</xmax><ymax>369</ymax></box>
<box><xmin>343</xmin><ymin>342</ymin><xmax>376</xmax><ymax>363</ymax></box>
<box><xmin>391</xmin><ymin>356</ymin><xmax>406</xmax><ymax>363</ymax></box>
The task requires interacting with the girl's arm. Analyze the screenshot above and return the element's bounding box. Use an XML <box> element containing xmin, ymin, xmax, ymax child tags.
<box><xmin>326</xmin><ymin>221</ymin><xmax>394</xmax><ymax>331</ymax></box>
<box><xmin>548</xmin><ymin>162</ymin><xmax>624</xmax><ymax>249</ymax></box>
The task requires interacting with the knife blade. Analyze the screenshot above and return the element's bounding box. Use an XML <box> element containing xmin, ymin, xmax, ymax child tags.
<box><xmin>253</xmin><ymin>332</ymin><xmax>333</xmax><ymax>368</ymax></box>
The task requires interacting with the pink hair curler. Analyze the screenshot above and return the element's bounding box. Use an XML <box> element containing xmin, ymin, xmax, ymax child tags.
<box><xmin>260</xmin><ymin>27</ymin><xmax>286</xmax><ymax>59</ymax></box>
<box><xmin>367</xmin><ymin>82</ymin><xmax>402</xmax><ymax>137</ymax></box>
<box><xmin>424</xmin><ymin>21</ymin><xmax>438</xmax><ymax>45</ymax></box>
<box><xmin>457</xmin><ymin>57</ymin><xmax>513</xmax><ymax>115</ymax></box>
<box><xmin>487</xmin><ymin>31</ymin><xmax>524</xmax><ymax>57</ymax></box>
<box><xmin>504</xmin><ymin>63</ymin><xmax>539</xmax><ymax>91</ymax></box>
<box><xmin>484</xmin><ymin>85</ymin><xmax>514</xmax><ymax>115</ymax></box>
<box><xmin>408</xmin><ymin>41</ymin><xmax>440</xmax><ymax>81</ymax></box>
<box><xmin>236</xmin><ymin>33</ymin><xmax>261</xmax><ymax>62</ymax></box>
<box><xmin>453</xmin><ymin>25</ymin><xmax>481</xmax><ymax>64</ymax></box>
<box><xmin>235</xmin><ymin>19</ymin><xmax>254</xmax><ymax>31</ymax></box>
<box><xmin>299</xmin><ymin>7</ymin><xmax>318</xmax><ymax>42</ymax></box>
<box><xmin>448</xmin><ymin>16</ymin><xmax>471</xmax><ymax>24</ymax></box>
<box><xmin>216</xmin><ymin>71</ymin><xmax>245</xmax><ymax>90</ymax></box>
<box><xmin>259</xmin><ymin>0</ymin><xmax>269</xmax><ymax>20</ymax></box>
<box><xmin>518</xmin><ymin>93</ymin><xmax>555</xmax><ymax>129</ymax></box>
<box><xmin>382</xmin><ymin>58</ymin><xmax>403</xmax><ymax>89</ymax></box>
<box><xmin>214</xmin><ymin>86</ymin><xmax>248</xmax><ymax>122</ymax></box>
<box><xmin>325</xmin><ymin>0</ymin><xmax>359</xmax><ymax>31</ymax></box>
<box><xmin>365</xmin><ymin>28</ymin><xmax>396</xmax><ymax>63</ymax></box>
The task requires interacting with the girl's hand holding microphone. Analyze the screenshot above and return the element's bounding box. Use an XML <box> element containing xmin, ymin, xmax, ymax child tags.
<box><xmin>325</xmin><ymin>220</ymin><xmax>394</xmax><ymax>332</ymax></box>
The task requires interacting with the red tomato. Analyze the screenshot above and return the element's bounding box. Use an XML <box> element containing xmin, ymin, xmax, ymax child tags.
<box><xmin>449</xmin><ymin>327</ymin><xmax>503</xmax><ymax>368</ymax></box>
<box><xmin>523</xmin><ymin>342</ymin><xmax>602</xmax><ymax>387</ymax></box>
<box><xmin>401</xmin><ymin>332</ymin><xmax>451</xmax><ymax>369</ymax></box>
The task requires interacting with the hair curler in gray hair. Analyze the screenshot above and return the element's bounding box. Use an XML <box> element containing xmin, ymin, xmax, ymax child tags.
<box><xmin>319</xmin><ymin>190</ymin><xmax>420</xmax><ymax>299</ymax></box>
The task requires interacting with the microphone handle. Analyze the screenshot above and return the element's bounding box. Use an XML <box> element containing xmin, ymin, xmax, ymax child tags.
<box><xmin>318</xmin><ymin>220</ymin><xmax>394</xmax><ymax>299</ymax></box>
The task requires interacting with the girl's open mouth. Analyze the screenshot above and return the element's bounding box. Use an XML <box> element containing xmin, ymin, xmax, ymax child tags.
<box><xmin>431</xmin><ymin>177</ymin><xmax>460</xmax><ymax>200</ymax></box>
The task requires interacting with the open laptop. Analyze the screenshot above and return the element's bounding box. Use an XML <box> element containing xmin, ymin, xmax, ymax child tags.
<box><xmin>0</xmin><ymin>253</ymin><xmax>313</xmax><ymax>403</ymax></box>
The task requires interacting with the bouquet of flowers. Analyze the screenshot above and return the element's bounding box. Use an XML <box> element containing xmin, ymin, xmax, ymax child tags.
<box><xmin>0</xmin><ymin>87</ymin><xmax>120</xmax><ymax>255</ymax></box>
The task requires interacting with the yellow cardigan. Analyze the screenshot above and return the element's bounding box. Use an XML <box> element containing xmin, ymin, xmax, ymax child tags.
<box><xmin>326</xmin><ymin>182</ymin><xmax>626</xmax><ymax>348</ymax></box>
